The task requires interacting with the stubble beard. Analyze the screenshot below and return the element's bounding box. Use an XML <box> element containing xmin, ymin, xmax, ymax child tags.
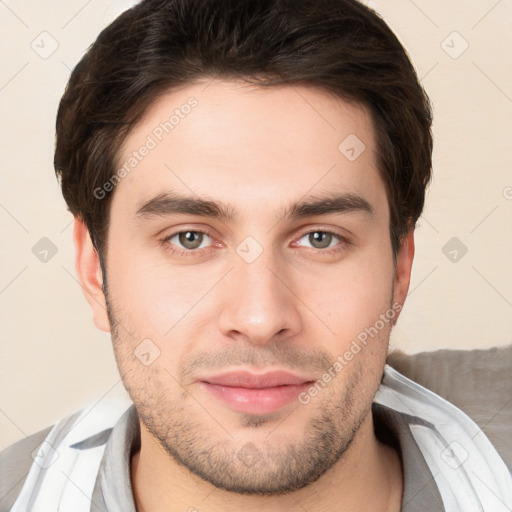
<box><xmin>104</xmin><ymin>286</ymin><xmax>387</xmax><ymax>495</ymax></box>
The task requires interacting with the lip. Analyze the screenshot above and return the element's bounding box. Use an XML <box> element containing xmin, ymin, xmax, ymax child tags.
<box><xmin>198</xmin><ymin>370</ymin><xmax>315</xmax><ymax>415</ymax></box>
<box><xmin>201</xmin><ymin>370</ymin><xmax>313</xmax><ymax>388</ymax></box>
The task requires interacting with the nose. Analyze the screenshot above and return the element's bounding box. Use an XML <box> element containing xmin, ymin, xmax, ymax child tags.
<box><xmin>217</xmin><ymin>247</ymin><xmax>302</xmax><ymax>346</ymax></box>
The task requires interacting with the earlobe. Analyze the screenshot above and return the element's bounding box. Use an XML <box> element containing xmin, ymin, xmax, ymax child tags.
<box><xmin>392</xmin><ymin>229</ymin><xmax>415</xmax><ymax>317</ymax></box>
<box><xmin>73</xmin><ymin>218</ymin><xmax>111</xmax><ymax>332</ymax></box>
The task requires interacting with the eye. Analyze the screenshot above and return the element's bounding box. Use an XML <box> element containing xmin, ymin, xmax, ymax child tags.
<box><xmin>294</xmin><ymin>229</ymin><xmax>348</xmax><ymax>253</ymax></box>
<box><xmin>161</xmin><ymin>230</ymin><xmax>214</xmax><ymax>256</ymax></box>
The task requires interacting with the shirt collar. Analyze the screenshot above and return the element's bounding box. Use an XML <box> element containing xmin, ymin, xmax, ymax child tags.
<box><xmin>372</xmin><ymin>402</ymin><xmax>445</xmax><ymax>511</ymax></box>
<box><xmin>91</xmin><ymin>405</ymin><xmax>139</xmax><ymax>512</ymax></box>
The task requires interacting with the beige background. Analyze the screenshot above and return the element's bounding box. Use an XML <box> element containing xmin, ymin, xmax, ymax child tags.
<box><xmin>1</xmin><ymin>0</ymin><xmax>511</xmax><ymax>451</ymax></box>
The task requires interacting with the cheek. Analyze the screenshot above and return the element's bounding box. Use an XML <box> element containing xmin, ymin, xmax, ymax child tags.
<box><xmin>106</xmin><ymin>248</ymin><xmax>225</xmax><ymax>350</ymax></box>
<box><xmin>298</xmin><ymin>244</ymin><xmax>394</xmax><ymax>338</ymax></box>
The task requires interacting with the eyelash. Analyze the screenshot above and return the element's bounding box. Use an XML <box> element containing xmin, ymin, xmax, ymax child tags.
<box><xmin>160</xmin><ymin>229</ymin><xmax>218</xmax><ymax>258</ymax></box>
<box><xmin>159</xmin><ymin>228</ymin><xmax>350</xmax><ymax>258</ymax></box>
<box><xmin>290</xmin><ymin>228</ymin><xmax>349</xmax><ymax>255</ymax></box>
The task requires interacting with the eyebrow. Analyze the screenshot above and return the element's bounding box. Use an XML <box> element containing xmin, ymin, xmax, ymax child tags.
<box><xmin>134</xmin><ymin>191</ymin><xmax>375</xmax><ymax>223</ymax></box>
<box><xmin>135</xmin><ymin>193</ymin><xmax>240</xmax><ymax>222</ymax></box>
<box><xmin>284</xmin><ymin>192</ymin><xmax>374</xmax><ymax>219</ymax></box>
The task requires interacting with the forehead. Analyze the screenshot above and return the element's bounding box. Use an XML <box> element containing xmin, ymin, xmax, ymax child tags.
<box><xmin>111</xmin><ymin>79</ymin><xmax>387</xmax><ymax>222</ymax></box>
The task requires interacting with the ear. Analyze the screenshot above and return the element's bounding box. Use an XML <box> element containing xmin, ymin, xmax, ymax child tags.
<box><xmin>73</xmin><ymin>217</ymin><xmax>111</xmax><ymax>332</ymax></box>
<box><xmin>392</xmin><ymin>229</ymin><xmax>415</xmax><ymax>318</ymax></box>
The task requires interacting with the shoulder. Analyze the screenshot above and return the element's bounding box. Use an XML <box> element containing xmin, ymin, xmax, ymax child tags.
<box><xmin>377</xmin><ymin>363</ymin><xmax>512</xmax><ymax>508</ymax></box>
<box><xmin>0</xmin><ymin>426</ymin><xmax>53</xmax><ymax>511</ymax></box>
<box><xmin>0</xmin><ymin>395</ymin><xmax>134</xmax><ymax>511</ymax></box>
<box><xmin>386</xmin><ymin>345</ymin><xmax>512</xmax><ymax>472</ymax></box>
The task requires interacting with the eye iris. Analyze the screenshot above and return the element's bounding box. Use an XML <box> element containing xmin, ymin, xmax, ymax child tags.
<box><xmin>309</xmin><ymin>231</ymin><xmax>332</xmax><ymax>249</ymax></box>
<box><xmin>179</xmin><ymin>231</ymin><xmax>203</xmax><ymax>249</ymax></box>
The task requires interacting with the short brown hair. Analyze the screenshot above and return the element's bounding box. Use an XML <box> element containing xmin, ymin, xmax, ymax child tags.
<box><xmin>54</xmin><ymin>0</ymin><xmax>433</xmax><ymax>263</ymax></box>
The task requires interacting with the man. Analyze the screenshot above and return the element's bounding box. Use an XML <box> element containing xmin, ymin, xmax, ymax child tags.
<box><xmin>1</xmin><ymin>0</ymin><xmax>511</xmax><ymax>511</ymax></box>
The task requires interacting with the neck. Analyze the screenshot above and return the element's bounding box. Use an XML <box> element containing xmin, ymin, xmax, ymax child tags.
<box><xmin>131</xmin><ymin>411</ymin><xmax>403</xmax><ymax>512</ymax></box>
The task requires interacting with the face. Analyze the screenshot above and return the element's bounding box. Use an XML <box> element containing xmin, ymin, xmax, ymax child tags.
<box><xmin>91</xmin><ymin>80</ymin><xmax>412</xmax><ymax>494</ymax></box>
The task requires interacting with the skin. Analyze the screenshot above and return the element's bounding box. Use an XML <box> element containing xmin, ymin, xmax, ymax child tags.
<box><xmin>74</xmin><ymin>79</ymin><xmax>415</xmax><ymax>512</ymax></box>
